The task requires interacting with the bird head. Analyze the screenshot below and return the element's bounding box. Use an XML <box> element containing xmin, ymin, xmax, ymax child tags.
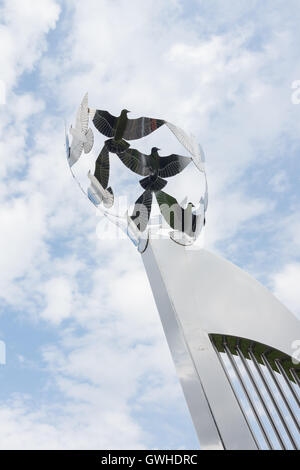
<box><xmin>122</xmin><ymin>109</ymin><xmax>130</xmax><ymax>115</ymax></box>
<box><xmin>151</xmin><ymin>147</ymin><xmax>160</xmax><ymax>153</ymax></box>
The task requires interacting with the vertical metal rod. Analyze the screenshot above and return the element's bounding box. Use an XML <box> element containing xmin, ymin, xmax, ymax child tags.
<box><xmin>222</xmin><ymin>341</ymin><xmax>265</xmax><ymax>450</ymax></box>
<box><xmin>290</xmin><ymin>369</ymin><xmax>300</xmax><ymax>388</ymax></box>
<box><xmin>248</xmin><ymin>349</ymin><xmax>292</xmax><ymax>450</ymax></box>
<box><xmin>274</xmin><ymin>359</ymin><xmax>300</xmax><ymax>407</ymax></box>
<box><xmin>261</xmin><ymin>354</ymin><xmax>299</xmax><ymax>448</ymax></box>
<box><xmin>211</xmin><ymin>339</ymin><xmax>259</xmax><ymax>450</ymax></box>
<box><xmin>236</xmin><ymin>346</ymin><xmax>276</xmax><ymax>449</ymax></box>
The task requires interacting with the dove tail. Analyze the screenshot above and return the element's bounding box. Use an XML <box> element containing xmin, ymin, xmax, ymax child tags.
<box><xmin>139</xmin><ymin>175</ymin><xmax>167</xmax><ymax>191</ymax></box>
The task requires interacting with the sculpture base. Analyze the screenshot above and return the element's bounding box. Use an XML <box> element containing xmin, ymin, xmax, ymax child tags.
<box><xmin>142</xmin><ymin>235</ymin><xmax>300</xmax><ymax>449</ymax></box>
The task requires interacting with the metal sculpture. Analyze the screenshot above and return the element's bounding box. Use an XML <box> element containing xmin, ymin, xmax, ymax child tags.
<box><xmin>65</xmin><ymin>94</ymin><xmax>300</xmax><ymax>450</ymax></box>
<box><xmin>67</xmin><ymin>93</ymin><xmax>94</xmax><ymax>167</ymax></box>
<box><xmin>90</xmin><ymin>107</ymin><xmax>165</xmax><ymax>142</ymax></box>
<box><xmin>65</xmin><ymin>93</ymin><xmax>207</xmax><ymax>248</ymax></box>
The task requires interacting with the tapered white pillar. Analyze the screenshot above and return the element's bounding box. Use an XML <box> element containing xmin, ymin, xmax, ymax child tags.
<box><xmin>141</xmin><ymin>235</ymin><xmax>300</xmax><ymax>450</ymax></box>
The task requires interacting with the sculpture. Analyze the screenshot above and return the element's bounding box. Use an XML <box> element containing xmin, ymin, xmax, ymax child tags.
<box><xmin>65</xmin><ymin>93</ymin><xmax>208</xmax><ymax>249</ymax></box>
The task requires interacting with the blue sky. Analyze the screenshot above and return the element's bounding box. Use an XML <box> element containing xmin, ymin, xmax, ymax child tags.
<box><xmin>0</xmin><ymin>0</ymin><xmax>299</xmax><ymax>449</ymax></box>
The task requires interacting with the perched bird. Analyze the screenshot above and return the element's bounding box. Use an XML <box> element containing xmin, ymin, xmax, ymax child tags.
<box><xmin>89</xmin><ymin>108</ymin><xmax>165</xmax><ymax>148</ymax></box>
<box><xmin>68</xmin><ymin>93</ymin><xmax>94</xmax><ymax>167</ymax></box>
<box><xmin>155</xmin><ymin>190</ymin><xmax>202</xmax><ymax>237</ymax></box>
<box><xmin>117</xmin><ymin>146</ymin><xmax>192</xmax><ymax>191</ymax></box>
<box><xmin>87</xmin><ymin>145</ymin><xmax>114</xmax><ymax>208</ymax></box>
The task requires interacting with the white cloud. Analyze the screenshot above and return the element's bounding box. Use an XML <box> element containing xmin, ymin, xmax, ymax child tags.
<box><xmin>0</xmin><ymin>195</ymin><xmax>48</xmax><ymax>304</ymax></box>
<box><xmin>0</xmin><ymin>0</ymin><xmax>299</xmax><ymax>450</ymax></box>
<box><xmin>0</xmin><ymin>0</ymin><xmax>60</xmax><ymax>89</ymax></box>
<box><xmin>40</xmin><ymin>277</ymin><xmax>73</xmax><ymax>324</ymax></box>
<box><xmin>269</xmin><ymin>171</ymin><xmax>289</xmax><ymax>193</ymax></box>
<box><xmin>0</xmin><ymin>397</ymin><xmax>147</xmax><ymax>449</ymax></box>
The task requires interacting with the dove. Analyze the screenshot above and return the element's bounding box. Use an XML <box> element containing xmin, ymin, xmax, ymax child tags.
<box><xmin>87</xmin><ymin>145</ymin><xmax>114</xmax><ymax>208</ymax></box>
<box><xmin>117</xmin><ymin>146</ymin><xmax>192</xmax><ymax>191</ymax></box>
<box><xmin>155</xmin><ymin>190</ymin><xmax>203</xmax><ymax>238</ymax></box>
<box><xmin>68</xmin><ymin>93</ymin><xmax>94</xmax><ymax>167</ymax></box>
<box><xmin>124</xmin><ymin>147</ymin><xmax>192</xmax><ymax>232</ymax></box>
<box><xmin>89</xmin><ymin>107</ymin><xmax>165</xmax><ymax>152</ymax></box>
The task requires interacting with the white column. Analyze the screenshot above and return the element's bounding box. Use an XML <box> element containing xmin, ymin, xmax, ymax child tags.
<box><xmin>142</xmin><ymin>235</ymin><xmax>300</xmax><ymax>449</ymax></box>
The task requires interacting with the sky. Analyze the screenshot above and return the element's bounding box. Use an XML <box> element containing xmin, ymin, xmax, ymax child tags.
<box><xmin>0</xmin><ymin>0</ymin><xmax>299</xmax><ymax>450</ymax></box>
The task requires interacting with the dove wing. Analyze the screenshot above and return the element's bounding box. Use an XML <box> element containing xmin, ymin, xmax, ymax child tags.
<box><xmin>139</xmin><ymin>175</ymin><xmax>167</xmax><ymax>191</ymax></box>
<box><xmin>156</xmin><ymin>190</ymin><xmax>198</xmax><ymax>235</ymax></box>
<box><xmin>93</xmin><ymin>110</ymin><xmax>118</xmax><ymax>138</ymax></box>
<box><xmin>74</xmin><ymin>105</ymin><xmax>82</xmax><ymax>131</ymax></box>
<box><xmin>130</xmin><ymin>190</ymin><xmax>153</xmax><ymax>232</ymax></box>
<box><xmin>155</xmin><ymin>190</ymin><xmax>183</xmax><ymax>231</ymax></box>
<box><xmin>80</xmin><ymin>93</ymin><xmax>89</xmax><ymax>132</ymax></box>
<box><xmin>117</xmin><ymin>148</ymin><xmax>151</xmax><ymax>176</ymax></box>
<box><xmin>166</xmin><ymin>122</ymin><xmax>205</xmax><ymax>172</ymax></box>
<box><xmin>123</xmin><ymin>116</ymin><xmax>165</xmax><ymax>140</ymax></box>
<box><xmin>158</xmin><ymin>154</ymin><xmax>192</xmax><ymax>178</ymax></box>
<box><xmin>87</xmin><ymin>171</ymin><xmax>104</xmax><ymax>207</ymax></box>
<box><xmin>94</xmin><ymin>145</ymin><xmax>110</xmax><ymax>189</ymax></box>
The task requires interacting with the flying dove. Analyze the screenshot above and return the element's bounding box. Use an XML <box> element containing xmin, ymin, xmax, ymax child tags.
<box><xmin>87</xmin><ymin>145</ymin><xmax>114</xmax><ymax>208</ymax></box>
<box><xmin>155</xmin><ymin>190</ymin><xmax>203</xmax><ymax>238</ymax></box>
<box><xmin>89</xmin><ymin>108</ymin><xmax>165</xmax><ymax>151</ymax></box>
<box><xmin>68</xmin><ymin>93</ymin><xmax>94</xmax><ymax>167</ymax></box>
<box><xmin>117</xmin><ymin>146</ymin><xmax>192</xmax><ymax>191</ymax></box>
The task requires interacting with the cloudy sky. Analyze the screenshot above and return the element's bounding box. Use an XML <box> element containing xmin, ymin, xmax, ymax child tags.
<box><xmin>0</xmin><ymin>0</ymin><xmax>299</xmax><ymax>449</ymax></box>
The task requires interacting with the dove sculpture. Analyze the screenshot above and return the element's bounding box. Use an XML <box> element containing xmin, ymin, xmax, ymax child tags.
<box><xmin>87</xmin><ymin>145</ymin><xmax>114</xmax><ymax>208</ymax></box>
<box><xmin>117</xmin><ymin>146</ymin><xmax>192</xmax><ymax>191</ymax></box>
<box><xmin>166</xmin><ymin>122</ymin><xmax>205</xmax><ymax>173</ymax></box>
<box><xmin>89</xmin><ymin>107</ymin><xmax>165</xmax><ymax>153</ymax></box>
<box><xmin>155</xmin><ymin>190</ymin><xmax>203</xmax><ymax>238</ymax></box>
<box><xmin>68</xmin><ymin>93</ymin><xmax>94</xmax><ymax>167</ymax></box>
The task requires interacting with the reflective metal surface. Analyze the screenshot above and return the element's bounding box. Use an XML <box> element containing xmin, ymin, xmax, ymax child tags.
<box><xmin>91</xmin><ymin>108</ymin><xmax>165</xmax><ymax>141</ymax></box>
<box><xmin>222</xmin><ymin>342</ymin><xmax>263</xmax><ymax>449</ymax></box>
<box><xmin>212</xmin><ymin>335</ymin><xmax>300</xmax><ymax>449</ymax></box>
<box><xmin>236</xmin><ymin>345</ymin><xmax>279</xmax><ymax>449</ymax></box>
<box><xmin>264</xmin><ymin>356</ymin><xmax>299</xmax><ymax>432</ymax></box>
<box><xmin>142</xmin><ymin>236</ymin><xmax>259</xmax><ymax>449</ymax></box>
<box><xmin>68</xmin><ymin>93</ymin><xmax>94</xmax><ymax>167</ymax></box>
<box><xmin>66</xmin><ymin>95</ymin><xmax>300</xmax><ymax>450</ymax></box>
<box><xmin>66</xmin><ymin>94</ymin><xmax>208</xmax><ymax>246</ymax></box>
<box><xmin>275</xmin><ymin>359</ymin><xmax>300</xmax><ymax>405</ymax></box>
<box><xmin>260</xmin><ymin>353</ymin><xmax>299</xmax><ymax>448</ymax></box>
<box><xmin>142</xmin><ymin>235</ymin><xmax>300</xmax><ymax>449</ymax></box>
<box><xmin>142</xmin><ymin>239</ymin><xmax>224</xmax><ymax>450</ymax></box>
